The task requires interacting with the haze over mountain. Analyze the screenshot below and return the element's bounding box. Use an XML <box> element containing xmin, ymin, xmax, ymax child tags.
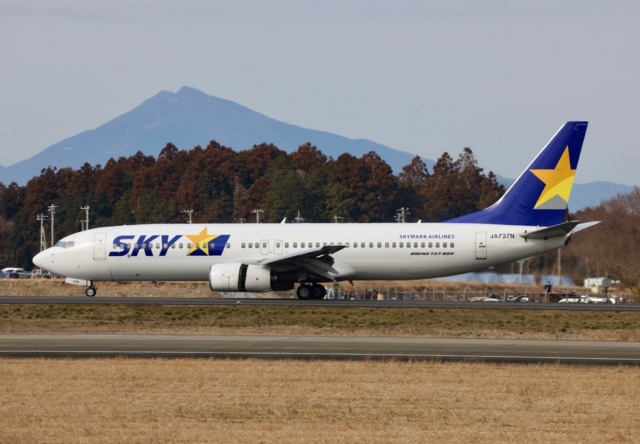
<box><xmin>0</xmin><ymin>86</ymin><xmax>417</xmax><ymax>185</ymax></box>
<box><xmin>0</xmin><ymin>87</ymin><xmax>631</xmax><ymax>210</ymax></box>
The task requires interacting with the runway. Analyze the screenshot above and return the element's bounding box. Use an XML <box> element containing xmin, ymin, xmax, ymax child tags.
<box><xmin>1</xmin><ymin>334</ymin><xmax>638</xmax><ymax>365</ymax></box>
<box><xmin>1</xmin><ymin>296</ymin><xmax>639</xmax><ymax>311</ymax></box>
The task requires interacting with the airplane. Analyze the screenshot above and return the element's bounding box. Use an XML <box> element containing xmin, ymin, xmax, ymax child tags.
<box><xmin>33</xmin><ymin>121</ymin><xmax>598</xmax><ymax>299</ymax></box>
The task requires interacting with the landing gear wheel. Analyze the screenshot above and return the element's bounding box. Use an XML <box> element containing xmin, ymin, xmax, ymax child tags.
<box><xmin>311</xmin><ymin>284</ymin><xmax>326</xmax><ymax>300</ymax></box>
<box><xmin>296</xmin><ymin>284</ymin><xmax>312</xmax><ymax>300</ymax></box>
<box><xmin>85</xmin><ymin>287</ymin><xmax>97</xmax><ymax>297</ymax></box>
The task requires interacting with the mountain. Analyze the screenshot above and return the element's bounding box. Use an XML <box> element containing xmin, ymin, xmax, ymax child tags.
<box><xmin>571</xmin><ymin>181</ymin><xmax>633</xmax><ymax>211</ymax></box>
<box><xmin>0</xmin><ymin>86</ymin><xmax>418</xmax><ymax>186</ymax></box>
<box><xmin>0</xmin><ymin>86</ymin><xmax>632</xmax><ymax>210</ymax></box>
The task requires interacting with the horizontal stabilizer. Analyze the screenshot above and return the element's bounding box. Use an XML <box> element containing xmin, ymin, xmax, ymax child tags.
<box><xmin>519</xmin><ymin>221</ymin><xmax>581</xmax><ymax>240</ymax></box>
<box><xmin>571</xmin><ymin>221</ymin><xmax>601</xmax><ymax>234</ymax></box>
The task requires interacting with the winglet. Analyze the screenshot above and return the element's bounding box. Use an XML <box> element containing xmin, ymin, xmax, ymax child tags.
<box><xmin>449</xmin><ymin>121</ymin><xmax>588</xmax><ymax>226</ymax></box>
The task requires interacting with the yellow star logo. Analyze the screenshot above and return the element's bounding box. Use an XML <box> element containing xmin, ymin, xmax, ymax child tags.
<box><xmin>530</xmin><ymin>147</ymin><xmax>576</xmax><ymax>210</ymax></box>
<box><xmin>186</xmin><ymin>227</ymin><xmax>218</xmax><ymax>256</ymax></box>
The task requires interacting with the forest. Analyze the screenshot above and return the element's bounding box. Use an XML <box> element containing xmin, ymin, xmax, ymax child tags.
<box><xmin>0</xmin><ymin>139</ymin><xmax>638</xmax><ymax>292</ymax></box>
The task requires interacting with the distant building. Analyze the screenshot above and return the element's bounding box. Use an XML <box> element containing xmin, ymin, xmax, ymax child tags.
<box><xmin>584</xmin><ymin>277</ymin><xmax>613</xmax><ymax>294</ymax></box>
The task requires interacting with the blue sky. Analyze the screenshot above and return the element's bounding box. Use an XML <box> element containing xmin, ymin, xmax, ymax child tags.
<box><xmin>1</xmin><ymin>1</ymin><xmax>638</xmax><ymax>185</ymax></box>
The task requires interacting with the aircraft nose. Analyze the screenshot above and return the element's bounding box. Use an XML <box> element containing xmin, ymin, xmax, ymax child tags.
<box><xmin>32</xmin><ymin>250</ymin><xmax>50</xmax><ymax>271</ymax></box>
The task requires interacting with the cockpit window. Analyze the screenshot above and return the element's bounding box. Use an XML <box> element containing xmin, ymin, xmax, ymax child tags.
<box><xmin>54</xmin><ymin>241</ymin><xmax>75</xmax><ymax>249</ymax></box>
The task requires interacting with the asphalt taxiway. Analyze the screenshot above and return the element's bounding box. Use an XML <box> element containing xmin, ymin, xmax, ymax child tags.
<box><xmin>2</xmin><ymin>296</ymin><xmax>638</xmax><ymax>365</ymax></box>
<box><xmin>1</xmin><ymin>334</ymin><xmax>638</xmax><ymax>365</ymax></box>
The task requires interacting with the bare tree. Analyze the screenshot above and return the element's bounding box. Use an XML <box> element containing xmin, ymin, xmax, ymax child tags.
<box><xmin>572</xmin><ymin>187</ymin><xmax>640</xmax><ymax>290</ymax></box>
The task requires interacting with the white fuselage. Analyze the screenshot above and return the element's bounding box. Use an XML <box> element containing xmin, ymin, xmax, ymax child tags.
<box><xmin>33</xmin><ymin>222</ymin><xmax>565</xmax><ymax>283</ymax></box>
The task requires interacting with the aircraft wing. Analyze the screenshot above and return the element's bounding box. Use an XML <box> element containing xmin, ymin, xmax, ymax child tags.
<box><xmin>259</xmin><ymin>245</ymin><xmax>347</xmax><ymax>266</ymax></box>
<box><xmin>231</xmin><ymin>245</ymin><xmax>350</xmax><ymax>283</ymax></box>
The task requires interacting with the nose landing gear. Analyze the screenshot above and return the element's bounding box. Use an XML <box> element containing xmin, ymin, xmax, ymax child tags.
<box><xmin>63</xmin><ymin>277</ymin><xmax>97</xmax><ymax>297</ymax></box>
<box><xmin>85</xmin><ymin>286</ymin><xmax>97</xmax><ymax>297</ymax></box>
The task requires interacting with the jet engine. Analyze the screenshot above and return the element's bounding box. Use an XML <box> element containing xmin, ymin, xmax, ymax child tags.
<box><xmin>209</xmin><ymin>263</ymin><xmax>273</xmax><ymax>292</ymax></box>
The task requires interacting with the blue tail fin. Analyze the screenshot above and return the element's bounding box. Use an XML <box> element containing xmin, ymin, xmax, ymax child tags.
<box><xmin>449</xmin><ymin>121</ymin><xmax>588</xmax><ymax>226</ymax></box>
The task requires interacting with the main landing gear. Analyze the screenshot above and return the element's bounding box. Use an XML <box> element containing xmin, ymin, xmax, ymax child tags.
<box><xmin>296</xmin><ymin>283</ymin><xmax>326</xmax><ymax>300</ymax></box>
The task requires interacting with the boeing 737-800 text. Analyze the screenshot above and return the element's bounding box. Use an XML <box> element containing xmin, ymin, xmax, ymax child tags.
<box><xmin>33</xmin><ymin>121</ymin><xmax>598</xmax><ymax>299</ymax></box>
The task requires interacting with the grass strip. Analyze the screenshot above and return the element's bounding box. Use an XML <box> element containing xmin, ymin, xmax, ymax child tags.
<box><xmin>1</xmin><ymin>305</ymin><xmax>639</xmax><ymax>341</ymax></box>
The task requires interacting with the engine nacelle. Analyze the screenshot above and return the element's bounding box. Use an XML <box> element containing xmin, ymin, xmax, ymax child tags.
<box><xmin>209</xmin><ymin>263</ymin><xmax>273</xmax><ymax>292</ymax></box>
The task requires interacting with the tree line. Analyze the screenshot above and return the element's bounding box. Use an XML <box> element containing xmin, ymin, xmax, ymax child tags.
<box><xmin>504</xmin><ymin>188</ymin><xmax>640</xmax><ymax>294</ymax></box>
<box><xmin>568</xmin><ymin>188</ymin><xmax>640</xmax><ymax>292</ymax></box>
<box><xmin>0</xmin><ymin>140</ymin><xmax>504</xmax><ymax>268</ymax></box>
<box><xmin>4</xmin><ymin>138</ymin><xmax>639</xmax><ymax>294</ymax></box>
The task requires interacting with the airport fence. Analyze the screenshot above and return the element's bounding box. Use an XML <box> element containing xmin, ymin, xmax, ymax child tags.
<box><xmin>0</xmin><ymin>279</ymin><xmax>633</xmax><ymax>303</ymax></box>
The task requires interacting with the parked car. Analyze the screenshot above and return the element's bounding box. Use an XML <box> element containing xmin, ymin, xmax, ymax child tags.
<box><xmin>583</xmin><ymin>296</ymin><xmax>606</xmax><ymax>304</ymax></box>
<box><xmin>507</xmin><ymin>294</ymin><xmax>525</xmax><ymax>302</ymax></box>
<box><xmin>482</xmin><ymin>294</ymin><xmax>504</xmax><ymax>302</ymax></box>
<box><xmin>507</xmin><ymin>295</ymin><xmax>538</xmax><ymax>303</ymax></box>
<box><xmin>1</xmin><ymin>267</ymin><xmax>31</xmax><ymax>278</ymax></box>
<box><xmin>558</xmin><ymin>294</ymin><xmax>588</xmax><ymax>303</ymax></box>
<box><xmin>31</xmin><ymin>270</ymin><xmax>52</xmax><ymax>279</ymax></box>
<box><xmin>584</xmin><ymin>296</ymin><xmax>621</xmax><ymax>304</ymax></box>
<box><xmin>0</xmin><ymin>272</ymin><xmax>20</xmax><ymax>280</ymax></box>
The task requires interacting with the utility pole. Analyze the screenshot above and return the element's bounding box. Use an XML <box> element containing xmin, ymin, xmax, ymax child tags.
<box><xmin>47</xmin><ymin>204</ymin><xmax>58</xmax><ymax>247</ymax></box>
<box><xmin>396</xmin><ymin>207</ymin><xmax>410</xmax><ymax>223</ymax></box>
<box><xmin>252</xmin><ymin>209</ymin><xmax>264</xmax><ymax>223</ymax></box>
<box><xmin>37</xmin><ymin>214</ymin><xmax>48</xmax><ymax>251</ymax></box>
<box><xmin>182</xmin><ymin>209</ymin><xmax>193</xmax><ymax>224</ymax></box>
<box><xmin>294</xmin><ymin>210</ymin><xmax>305</xmax><ymax>223</ymax></box>
<box><xmin>80</xmin><ymin>206</ymin><xmax>90</xmax><ymax>231</ymax></box>
<box><xmin>517</xmin><ymin>260</ymin><xmax>525</xmax><ymax>284</ymax></box>
<box><xmin>557</xmin><ymin>249</ymin><xmax>562</xmax><ymax>286</ymax></box>
<box><xmin>332</xmin><ymin>215</ymin><xmax>343</xmax><ymax>223</ymax></box>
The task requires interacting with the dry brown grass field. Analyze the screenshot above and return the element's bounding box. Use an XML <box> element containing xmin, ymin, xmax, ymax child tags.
<box><xmin>1</xmin><ymin>359</ymin><xmax>639</xmax><ymax>444</ymax></box>
<box><xmin>1</xmin><ymin>279</ymin><xmax>639</xmax><ymax>443</ymax></box>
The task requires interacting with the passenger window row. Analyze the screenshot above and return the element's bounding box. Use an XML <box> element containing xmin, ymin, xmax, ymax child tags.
<box><xmin>113</xmin><ymin>240</ymin><xmax>455</xmax><ymax>251</ymax></box>
<box><xmin>240</xmin><ymin>241</ymin><xmax>454</xmax><ymax>249</ymax></box>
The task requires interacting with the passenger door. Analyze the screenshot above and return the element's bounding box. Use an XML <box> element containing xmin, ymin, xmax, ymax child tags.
<box><xmin>475</xmin><ymin>232</ymin><xmax>487</xmax><ymax>260</ymax></box>
<box><xmin>94</xmin><ymin>232</ymin><xmax>107</xmax><ymax>260</ymax></box>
